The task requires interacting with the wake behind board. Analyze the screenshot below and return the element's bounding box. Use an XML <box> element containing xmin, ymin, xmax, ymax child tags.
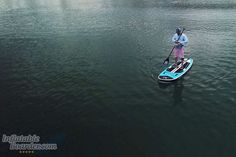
<box><xmin>158</xmin><ymin>58</ymin><xmax>193</xmax><ymax>82</ymax></box>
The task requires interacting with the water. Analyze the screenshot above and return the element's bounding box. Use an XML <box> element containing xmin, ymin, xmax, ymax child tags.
<box><xmin>0</xmin><ymin>0</ymin><xmax>236</xmax><ymax>157</ymax></box>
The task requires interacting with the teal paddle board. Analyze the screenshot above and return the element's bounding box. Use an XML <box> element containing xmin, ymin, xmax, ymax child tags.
<box><xmin>158</xmin><ymin>58</ymin><xmax>193</xmax><ymax>82</ymax></box>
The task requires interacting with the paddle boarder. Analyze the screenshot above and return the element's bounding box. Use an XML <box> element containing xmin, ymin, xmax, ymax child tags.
<box><xmin>172</xmin><ymin>28</ymin><xmax>188</xmax><ymax>69</ymax></box>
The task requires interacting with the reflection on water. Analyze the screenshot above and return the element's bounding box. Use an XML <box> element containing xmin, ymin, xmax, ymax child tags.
<box><xmin>158</xmin><ymin>80</ymin><xmax>184</xmax><ymax>105</ymax></box>
<box><xmin>172</xmin><ymin>80</ymin><xmax>184</xmax><ymax>104</ymax></box>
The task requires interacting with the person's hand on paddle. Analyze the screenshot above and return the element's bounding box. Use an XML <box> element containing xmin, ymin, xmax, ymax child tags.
<box><xmin>174</xmin><ymin>41</ymin><xmax>182</xmax><ymax>47</ymax></box>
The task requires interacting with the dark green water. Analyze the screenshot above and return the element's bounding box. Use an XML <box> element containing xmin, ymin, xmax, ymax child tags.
<box><xmin>1</xmin><ymin>0</ymin><xmax>236</xmax><ymax>157</ymax></box>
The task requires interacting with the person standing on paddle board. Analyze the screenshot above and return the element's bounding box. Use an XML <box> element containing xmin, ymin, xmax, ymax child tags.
<box><xmin>172</xmin><ymin>28</ymin><xmax>188</xmax><ymax>69</ymax></box>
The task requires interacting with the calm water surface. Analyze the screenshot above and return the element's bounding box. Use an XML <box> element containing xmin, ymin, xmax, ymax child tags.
<box><xmin>0</xmin><ymin>0</ymin><xmax>236</xmax><ymax>157</ymax></box>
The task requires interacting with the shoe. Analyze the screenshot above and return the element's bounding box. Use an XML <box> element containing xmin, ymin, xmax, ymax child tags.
<box><xmin>172</xmin><ymin>64</ymin><xmax>177</xmax><ymax>68</ymax></box>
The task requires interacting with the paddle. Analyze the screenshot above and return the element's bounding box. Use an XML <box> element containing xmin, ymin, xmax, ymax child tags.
<box><xmin>163</xmin><ymin>28</ymin><xmax>185</xmax><ymax>65</ymax></box>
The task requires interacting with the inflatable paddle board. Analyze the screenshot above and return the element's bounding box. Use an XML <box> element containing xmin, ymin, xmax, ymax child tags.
<box><xmin>158</xmin><ymin>58</ymin><xmax>193</xmax><ymax>82</ymax></box>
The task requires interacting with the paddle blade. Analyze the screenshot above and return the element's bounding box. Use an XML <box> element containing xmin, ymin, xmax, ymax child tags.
<box><xmin>163</xmin><ymin>58</ymin><xmax>169</xmax><ymax>65</ymax></box>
